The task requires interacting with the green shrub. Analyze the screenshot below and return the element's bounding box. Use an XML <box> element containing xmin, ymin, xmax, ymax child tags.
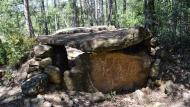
<box><xmin>0</xmin><ymin>41</ymin><xmax>7</xmax><ymax>65</ymax></box>
<box><xmin>3</xmin><ymin>32</ymin><xmax>37</xmax><ymax>67</ymax></box>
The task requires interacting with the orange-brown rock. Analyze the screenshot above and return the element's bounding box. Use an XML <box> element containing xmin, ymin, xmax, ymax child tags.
<box><xmin>88</xmin><ymin>52</ymin><xmax>151</xmax><ymax>92</ymax></box>
<box><xmin>71</xmin><ymin>49</ymin><xmax>151</xmax><ymax>92</ymax></box>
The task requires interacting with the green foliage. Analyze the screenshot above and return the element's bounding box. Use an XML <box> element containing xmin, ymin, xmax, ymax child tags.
<box><xmin>0</xmin><ymin>42</ymin><xmax>7</xmax><ymax>65</ymax></box>
<box><xmin>118</xmin><ymin>0</ymin><xmax>144</xmax><ymax>27</ymax></box>
<box><xmin>106</xmin><ymin>91</ymin><xmax>117</xmax><ymax>100</ymax></box>
<box><xmin>3</xmin><ymin>68</ymin><xmax>13</xmax><ymax>80</ymax></box>
<box><xmin>3</xmin><ymin>32</ymin><xmax>36</xmax><ymax>66</ymax></box>
<box><xmin>155</xmin><ymin>0</ymin><xmax>190</xmax><ymax>47</ymax></box>
<box><xmin>120</xmin><ymin>12</ymin><xmax>144</xmax><ymax>27</ymax></box>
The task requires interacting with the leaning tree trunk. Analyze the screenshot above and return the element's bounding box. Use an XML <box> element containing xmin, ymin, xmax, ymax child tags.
<box><xmin>23</xmin><ymin>0</ymin><xmax>35</xmax><ymax>37</ymax></box>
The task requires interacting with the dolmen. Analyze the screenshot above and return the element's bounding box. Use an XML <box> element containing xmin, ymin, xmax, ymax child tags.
<box><xmin>20</xmin><ymin>26</ymin><xmax>153</xmax><ymax>96</ymax></box>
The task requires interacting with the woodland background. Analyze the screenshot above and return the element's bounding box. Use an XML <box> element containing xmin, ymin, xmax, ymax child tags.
<box><xmin>0</xmin><ymin>0</ymin><xmax>189</xmax><ymax>67</ymax></box>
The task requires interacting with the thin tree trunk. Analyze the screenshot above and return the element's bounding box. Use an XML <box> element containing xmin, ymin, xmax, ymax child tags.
<box><xmin>99</xmin><ymin>0</ymin><xmax>104</xmax><ymax>25</ymax></box>
<box><xmin>23</xmin><ymin>0</ymin><xmax>35</xmax><ymax>37</ymax></box>
<box><xmin>113</xmin><ymin>0</ymin><xmax>118</xmax><ymax>27</ymax></box>
<box><xmin>69</xmin><ymin>0</ymin><xmax>79</xmax><ymax>27</ymax></box>
<box><xmin>105</xmin><ymin>0</ymin><xmax>108</xmax><ymax>25</ymax></box>
<box><xmin>54</xmin><ymin>0</ymin><xmax>59</xmax><ymax>30</ymax></box>
<box><xmin>90</xmin><ymin>0</ymin><xmax>96</xmax><ymax>26</ymax></box>
<box><xmin>171</xmin><ymin>0</ymin><xmax>177</xmax><ymax>38</ymax></box>
<box><xmin>16</xmin><ymin>12</ymin><xmax>20</xmax><ymax>28</ymax></box>
<box><xmin>80</xmin><ymin>0</ymin><xmax>85</xmax><ymax>26</ymax></box>
<box><xmin>41</xmin><ymin>0</ymin><xmax>49</xmax><ymax>35</ymax></box>
<box><xmin>123</xmin><ymin>0</ymin><xmax>127</xmax><ymax>14</ymax></box>
<box><xmin>107</xmin><ymin>0</ymin><xmax>113</xmax><ymax>25</ymax></box>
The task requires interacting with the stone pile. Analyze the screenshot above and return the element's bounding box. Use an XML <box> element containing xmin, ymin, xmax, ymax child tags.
<box><xmin>20</xmin><ymin>45</ymin><xmax>63</xmax><ymax>96</ymax></box>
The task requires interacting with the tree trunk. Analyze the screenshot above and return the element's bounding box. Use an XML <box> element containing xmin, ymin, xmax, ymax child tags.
<box><xmin>99</xmin><ymin>0</ymin><xmax>104</xmax><ymax>25</ymax></box>
<box><xmin>90</xmin><ymin>0</ymin><xmax>96</xmax><ymax>26</ymax></box>
<box><xmin>105</xmin><ymin>0</ymin><xmax>108</xmax><ymax>25</ymax></box>
<box><xmin>107</xmin><ymin>0</ymin><xmax>113</xmax><ymax>25</ymax></box>
<box><xmin>123</xmin><ymin>0</ymin><xmax>127</xmax><ymax>14</ymax></box>
<box><xmin>171</xmin><ymin>0</ymin><xmax>177</xmax><ymax>38</ymax></box>
<box><xmin>113</xmin><ymin>0</ymin><xmax>118</xmax><ymax>27</ymax></box>
<box><xmin>69</xmin><ymin>0</ymin><xmax>79</xmax><ymax>27</ymax></box>
<box><xmin>144</xmin><ymin>0</ymin><xmax>155</xmax><ymax>35</ymax></box>
<box><xmin>41</xmin><ymin>0</ymin><xmax>49</xmax><ymax>35</ymax></box>
<box><xmin>54</xmin><ymin>0</ymin><xmax>60</xmax><ymax>30</ymax></box>
<box><xmin>79</xmin><ymin>0</ymin><xmax>85</xmax><ymax>26</ymax></box>
<box><xmin>23</xmin><ymin>0</ymin><xmax>35</xmax><ymax>37</ymax></box>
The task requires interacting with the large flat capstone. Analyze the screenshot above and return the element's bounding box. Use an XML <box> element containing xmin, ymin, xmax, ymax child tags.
<box><xmin>37</xmin><ymin>26</ymin><xmax>151</xmax><ymax>52</ymax></box>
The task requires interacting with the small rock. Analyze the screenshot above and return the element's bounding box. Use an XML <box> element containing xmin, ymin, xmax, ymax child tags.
<box><xmin>150</xmin><ymin>47</ymin><xmax>156</xmax><ymax>56</ymax></box>
<box><xmin>29</xmin><ymin>59</ymin><xmax>40</xmax><ymax>67</ymax></box>
<box><xmin>44</xmin><ymin>94</ymin><xmax>62</xmax><ymax>102</ymax></box>
<box><xmin>150</xmin><ymin>59</ymin><xmax>161</xmax><ymax>78</ymax></box>
<box><xmin>27</xmin><ymin>71</ymin><xmax>41</xmax><ymax>79</ymax></box>
<box><xmin>40</xmin><ymin>101</ymin><xmax>53</xmax><ymax>107</ymax></box>
<box><xmin>18</xmin><ymin>59</ymin><xmax>36</xmax><ymax>82</ymax></box>
<box><xmin>44</xmin><ymin>65</ymin><xmax>62</xmax><ymax>84</ymax></box>
<box><xmin>84</xmin><ymin>101</ymin><xmax>91</xmax><ymax>107</ymax></box>
<box><xmin>39</xmin><ymin>57</ymin><xmax>52</xmax><ymax>68</ymax></box>
<box><xmin>73</xmin><ymin>98</ymin><xmax>79</xmax><ymax>104</ymax></box>
<box><xmin>91</xmin><ymin>92</ymin><xmax>105</xmax><ymax>103</ymax></box>
<box><xmin>21</xmin><ymin>73</ymin><xmax>48</xmax><ymax>96</ymax></box>
<box><xmin>0</xmin><ymin>69</ymin><xmax>5</xmax><ymax>78</ymax></box>
<box><xmin>53</xmin><ymin>104</ymin><xmax>63</xmax><ymax>107</ymax></box>
<box><xmin>28</xmin><ymin>66</ymin><xmax>40</xmax><ymax>73</ymax></box>
<box><xmin>148</xmin><ymin>102</ymin><xmax>166</xmax><ymax>107</ymax></box>
<box><xmin>34</xmin><ymin>45</ymin><xmax>52</xmax><ymax>58</ymax></box>
<box><xmin>150</xmin><ymin>37</ymin><xmax>158</xmax><ymax>47</ymax></box>
<box><xmin>64</xmin><ymin>70</ymin><xmax>74</xmax><ymax>90</ymax></box>
<box><xmin>37</xmin><ymin>94</ymin><xmax>45</xmax><ymax>100</ymax></box>
<box><xmin>165</xmin><ymin>80</ymin><xmax>176</xmax><ymax>96</ymax></box>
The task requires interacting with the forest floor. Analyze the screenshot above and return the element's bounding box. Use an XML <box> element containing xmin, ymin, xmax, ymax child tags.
<box><xmin>0</xmin><ymin>81</ymin><xmax>189</xmax><ymax>107</ymax></box>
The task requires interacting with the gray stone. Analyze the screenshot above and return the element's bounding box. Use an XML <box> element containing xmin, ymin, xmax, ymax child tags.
<box><xmin>44</xmin><ymin>65</ymin><xmax>61</xmax><ymax>84</ymax></box>
<box><xmin>27</xmin><ymin>71</ymin><xmax>41</xmax><ymax>79</ymax></box>
<box><xmin>51</xmin><ymin>26</ymin><xmax>116</xmax><ymax>36</ymax></box>
<box><xmin>150</xmin><ymin>59</ymin><xmax>161</xmax><ymax>78</ymax></box>
<box><xmin>33</xmin><ymin>45</ymin><xmax>52</xmax><ymax>58</ymax></box>
<box><xmin>0</xmin><ymin>68</ymin><xmax>5</xmax><ymax>78</ymax></box>
<box><xmin>69</xmin><ymin>66</ymin><xmax>89</xmax><ymax>91</ymax></box>
<box><xmin>37</xmin><ymin>27</ymin><xmax>151</xmax><ymax>52</ymax></box>
<box><xmin>39</xmin><ymin>101</ymin><xmax>52</xmax><ymax>107</ymax></box>
<box><xmin>17</xmin><ymin>62</ymin><xmax>30</xmax><ymax>83</ymax></box>
<box><xmin>91</xmin><ymin>92</ymin><xmax>105</xmax><ymax>103</ymax></box>
<box><xmin>21</xmin><ymin>73</ymin><xmax>48</xmax><ymax>96</ymax></box>
<box><xmin>39</xmin><ymin>57</ymin><xmax>52</xmax><ymax>68</ymax></box>
<box><xmin>29</xmin><ymin>59</ymin><xmax>40</xmax><ymax>67</ymax></box>
<box><xmin>64</xmin><ymin>70</ymin><xmax>74</xmax><ymax>91</ymax></box>
<box><xmin>150</xmin><ymin>37</ymin><xmax>158</xmax><ymax>47</ymax></box>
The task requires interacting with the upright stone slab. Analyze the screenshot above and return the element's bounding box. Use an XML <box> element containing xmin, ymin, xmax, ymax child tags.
<box><xmin>37</xmin><ymin>26</ymin><xmax>152</xmax><ymax>92</ymax></box>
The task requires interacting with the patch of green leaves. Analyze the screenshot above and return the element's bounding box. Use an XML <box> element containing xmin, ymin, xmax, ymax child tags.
<box><xmin>105</xmin><ymin>91</ymin><xmax>117</xmax><ymax>100</ymax></box>
<box><xmin>2</xmin><ymin>32</ymin><xmax>36</xmax><ymax>67</ymax></box>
